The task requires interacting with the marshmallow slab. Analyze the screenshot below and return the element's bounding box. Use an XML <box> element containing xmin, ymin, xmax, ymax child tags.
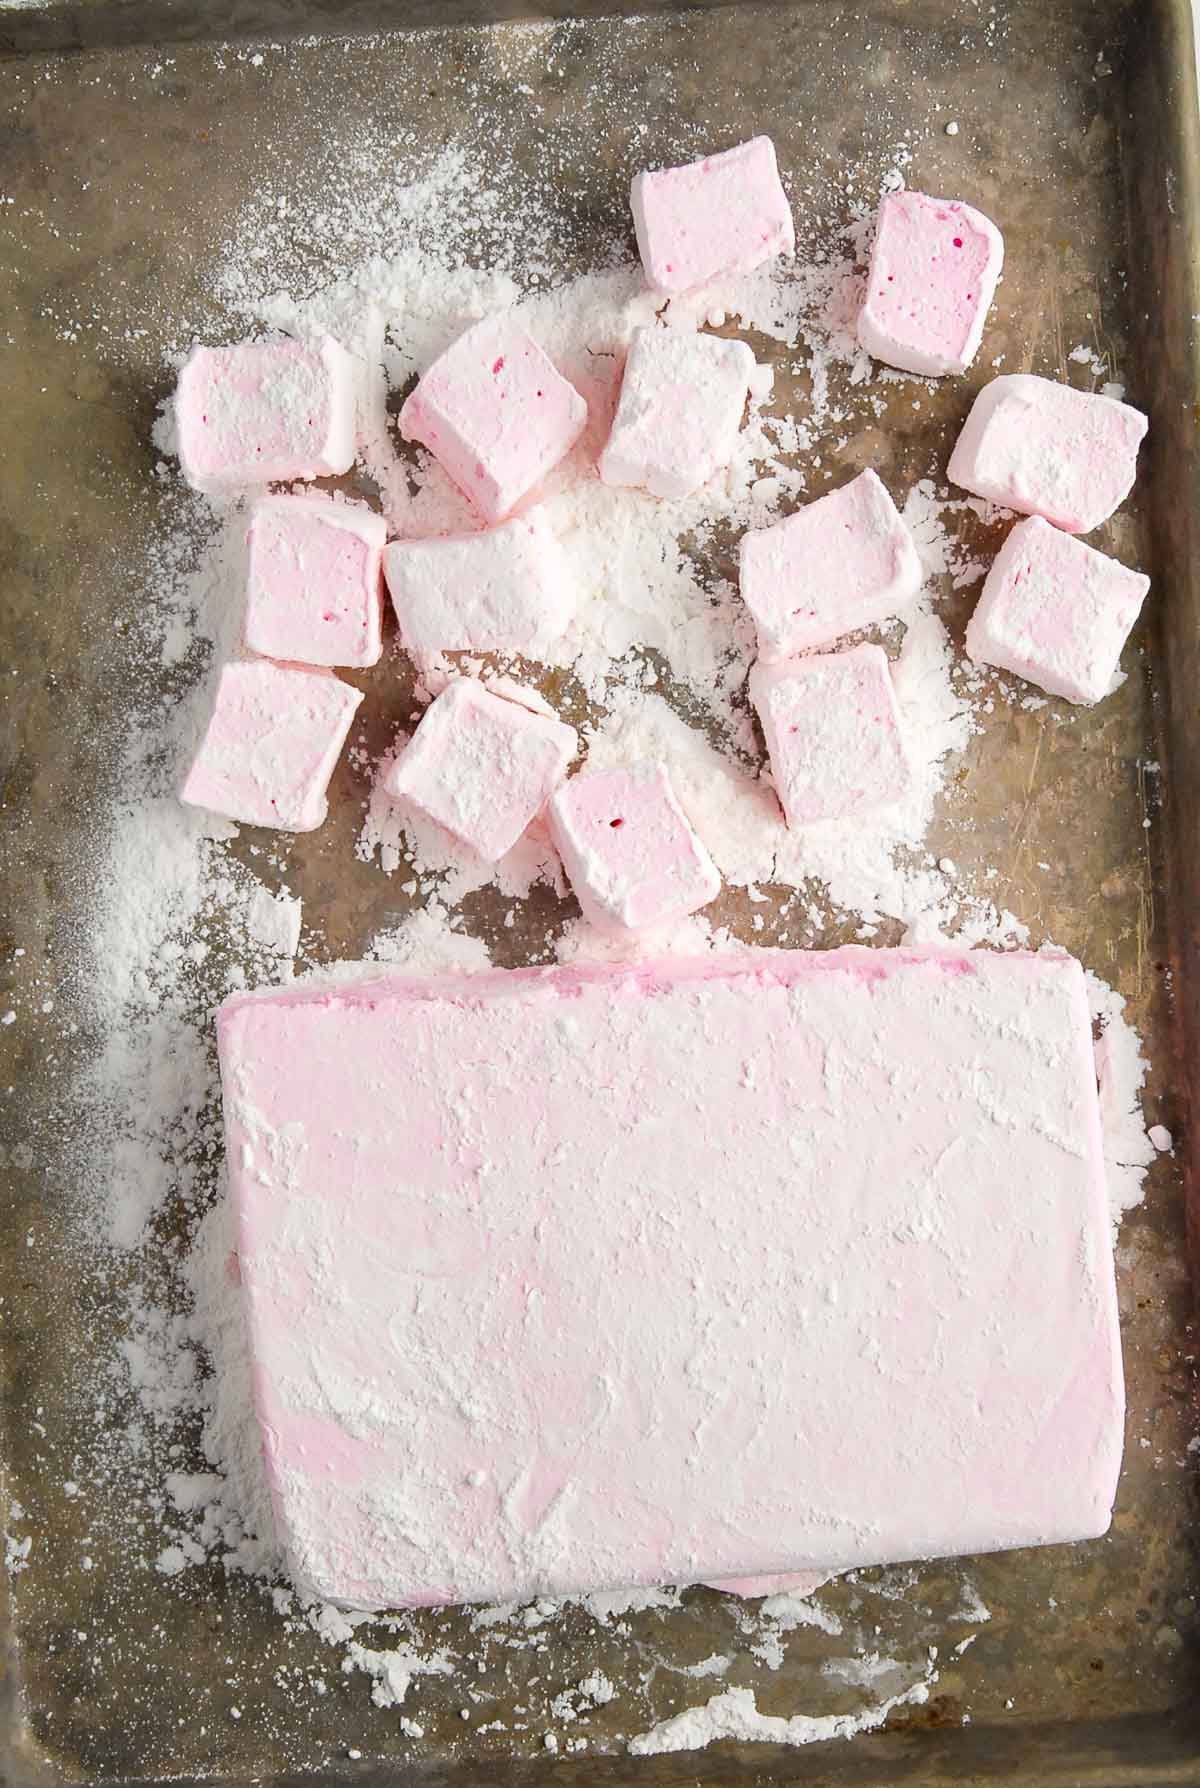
<box><xmin>382</xmin><ymin>511</ymin><xmax>574</xmax><ymax>661</ymax></box>
<box><xmin>399</xmin><ymin>318</ymin><xmax>587</xmax><ymax>524</ymax></box>
<box><xmin>181</xmin><ymin>660</ymin><xmax>362</xmax><ymax>831</ymax></box>
<box><xmin>598</xmin><ymin>327</ymin><xmax>755</xmax><ymax>500</ymax></box>
<box><xmin>245</xmin><ymin>495</ymin><xmax>386</xmax><ymax>669</ymax></box>
<box><xmin>965</xmin><ymin>515</ymin><xmax>1150</xmax><ymax>706</ymax></box>
<box><xmin>751</xmin><ymin>643</ymin><xmax>912</xmax><ymax>827</ymax></box>
<box><xmin>739</xmin><ymin>470</ymin><xmax>922</xmax><ymax>660</ymax></box>
<box><xmin>631</xmin><ymin>137</ymin><xmax>795</xmax><ymax>295</ymax></box>
<box><xmin>175</xmin><ymin>338</ymin><xmax>357</xmax><ymax>491</ymax></box>
<box><xmin>947</xmin><ymin>374</ymin><xmax>1148</xmax><ymax>534</ymax></box>
<box><xmin>383</xmin><ymin>678</ymin><xmax>576</xmax><ymax>862</ymax></box>
<box><xmin>548</xmin><ymin>761</ymin><xmax>721</xmax><ymax>931</ymax></box>
<box><xmin>218</xmin><ymin>947</ymin><xmax>1123</xmax><ymax>1611</ymax></box>
<box><xmin>858</xmin><ymin>192</ymin><xmax>1004</xmax><ymax>377</ymax></box>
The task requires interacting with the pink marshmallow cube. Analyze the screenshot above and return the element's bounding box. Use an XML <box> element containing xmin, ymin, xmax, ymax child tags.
<box><xmin>548</xmin><ymin>761</ymin><xmax>721</xmax><ymax>932</ymax></box>
<box><xmin>399</xmin><ymin>317</ymin><xmax>587</xmax><ymax>524</ymax></box>
<box><xmin>739</xmin><ymin>469</ymin><xmax>922</xmax><ymax>660</ymax></box>
<box><xmin>858</xmin><ymin>191</ymin><xmax>1004</xmax><ymax>377</ymax></box>
<box><xmin>750</xmin><ymin>643</ymin><xmax>912</xmax><ymax>826</ymax></box>
<box><xmin>383</xmin><ymin>678</ymin><xmax>577</xmax><ymax>862</ymax></box>
<box><xmin>948</xmin><ymin>374</ymin><xmax>1148</xmax><ymax>534</ymax></box>
<box><xmin>965</xmin><ymin>515</ymin><xmax>1150</xmax><ymax>706</ymax></box>
<box><xmin>598</xmin><ymin>327</ymin><xmax>755</xmax><ymax>500</ymax></box>
<box><xmin>245</xmin><ymin>495</ymin><xmax>386</xmax><ymax>669</ymax></box>
<box><xmin>631</xmin><ymin>136</ymin><xmax>795</xmax><ymax>295</ymax></box>
<box><xmin>382</xmin><ymin>509</ymin><xmax>575</xmax><ymax>661</ymax></box>
<box><xmin>181</xmin><ymin>659</ymin><xmax>363</xmax><ymax>831</ymax></box>
<box><xmin>175</xmin><ymin>337</ymin><xmax>357</xmax><ymax>492</ymax></box>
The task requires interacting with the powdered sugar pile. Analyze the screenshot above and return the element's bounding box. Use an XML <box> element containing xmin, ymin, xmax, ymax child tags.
<box><xmin>14</xmin><ymin>74</ymin><xmax>1164</xmax><ymax>1767</ymax></box>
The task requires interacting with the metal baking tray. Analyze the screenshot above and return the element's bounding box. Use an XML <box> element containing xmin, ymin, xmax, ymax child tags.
<box><xmin>3</xmin><ymin>0</ymin><xmax>1200</xmax><ymax>1780</ymax></box>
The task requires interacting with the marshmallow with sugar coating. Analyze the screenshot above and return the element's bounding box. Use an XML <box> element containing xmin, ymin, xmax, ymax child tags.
<box><xmin>599</xmin><ymin>327</ymin><xmax>755</xmax><ymax>500</ymax></box>
<box><xmin>245</xmin><ymin>495</ymin><xmax>386</xmax><ymax>669</ymax></box>
<box><xmin>965</xmin><ymin>515</ymin><xmax>1150</xmax><ymax>706</ymax></box>
<box><xmin>399</xmin><ymin>317</ymin><xmax>587</xmax><ymax>524</ymax></box>
<box><xmin>631</xmin><ymin>137</ymin><xmax>794</xmax><ymax>295</ymax></box>
<box><xmin>739</xmin><ymin>469</ymin><xmax>922</xmax><ymax>660</ymax></box>
<box><xmin>948</xmin><ymin>374</ymin><xmax>1148</xmax><ymax>533</ymax></box>
<box><xmin>382</xmin><ymin>510</ymin><xmax>574</xmax><ymax>662</ymax></box>
<box><xmin>383</xmin><ymin>677</ymin><xmax>577</xmax><ymax>862</ymax></box>
<box><xmin>175</xmin><ymin>337</ymin><xmax>357</xmax><ymax>491</ymax></box>
<box><xmin>858</xmin><ymin>191</ymin><xmax>1004</xmax><ymax>377</ymax></box>
<box><xmin>548</xmin><ymin>761</ymin><xmax>721</xmax><ymax>931</ymax></box>
<box><xmin>751</xmin><ymin>642</ymin><xmax>912</xmax><ymax>826</ymax></box>
<box><xmin>181</xmin><ymin>659</ymin><xmax>362</xmax><ymax>831</ymax></box>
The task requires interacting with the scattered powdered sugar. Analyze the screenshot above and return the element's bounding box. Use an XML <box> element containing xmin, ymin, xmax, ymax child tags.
<box><xmin>627</xmin><ymin>1672</ymin><xmax>935</xmax><ymax>1756</ymax></box>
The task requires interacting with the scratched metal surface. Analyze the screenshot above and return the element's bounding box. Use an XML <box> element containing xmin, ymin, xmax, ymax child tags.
<box><xmin>2</xmin><ymin>0</ymin><xmax>1200</xmax><ymax>1782</ymax></box>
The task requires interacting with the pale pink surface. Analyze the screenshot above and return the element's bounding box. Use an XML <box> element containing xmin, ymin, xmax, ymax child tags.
<box><xmin>857</xmin><ymin>192</ymin><xmax>1004</xmax><ymax>377</ymax></box>
<box><xmin>383</xmin><ymin>677</ymin><xmax>577</xmax><ymax>862</ymax></box>
<box><xmin>382</xmin><ymin>509</ymin><xmax>575</xmax><ymax>660</ymax></box>
<box><xmin>399</xmin><ymin>317</ymin><xmax>587</xmax><ymax>524</ymax></box>
<box><xmin>244</xmin><ymin>495</ymin><xmax>386</xmax><ymax>669</ymax></box>
<box><xmin>739</xmin><ymin>469</ymin><xmax>922</xmax><ymax>659</ymax></box>
<box><xmin>548</xmin><ymin>761</ymin><xmax>721</xmax><ymax>931</ymax></box>
<box><xmin>706</xmin><ymin>1571</ymin><xmax>833</xmax><ymax>1598</ymax></box>
<box><xmin>180</xmin><ymin>660</ymin><xmax>362</xmax><ymax>831</ymax></box>
<box><xmin>750</xmin><ymin>643</ymin><xmax>912</xmax><ymax>827</ymax></box>
<box><xmin>175</xmin><ymin>338</ymin><xmax>357</xmax><ymax>491</ymax></box>
<box><xmin>217</xmin><ymin>947</ymin><xmax>1123</xmax><ymax>1612</ymax></box>
<box><xmin>947</xmin><ymin>374</ymin><xmax>1148</xmax><ymax>533</ymax></box>
<box><xmin>598</xmin><ymin>327</ymin><xmax>755</xmax><ymax>500</ymax></box>
<box><xmin>631</xmin><ymin>137</ymin><xmax>795</xmax><ymax>295</ymax></box>
<box><xmin>965</xmin><ymin>515</ymin><xmax>1151</xmax><ymax>706</ymax></box>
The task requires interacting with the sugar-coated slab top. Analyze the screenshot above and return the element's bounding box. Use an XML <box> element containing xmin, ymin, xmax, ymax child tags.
<box><xmin>245</xmin><ymin>495</ymin><xmax>386</xmax><ymax>669</ymax></box>
<box><xmin>598</xmin><ymin>326</ymin><xmax>755</xmax><ymax>501</ymax></box>
<box><xmin>175</xmin><ymin>338</ymin><xmax>358</xmax><ymax>491</ymax></box>
<box><xmin>631</xmin><ymin>137</ymin><xmax>795</xmax><ymax>295</ymax></box>
<box><xmin>219</xmin><ymin>948</ymin><xmax>1122</xmax><ymax>1612</ymax></box>
<box><xmin>739</xmin><ymin>468</ymin><xmax>923</xmax><ymax>658</ymax></box>
<box><xmin>947</xmin><ymin>374</ymin><xmax>1148</xmax><ymax>534</ymax></box>
<box><xmin>858</xmin><ymin>192</ymin><xmax>1004</xmax><ymax>377</ymax></box>
<box><xmin>382</xmin><ymin>510</ymin><xmax>575</xmax><ymax>661</ymax></box>
<box><xmin>966</xmin><ymin>515</ymin><xmax>1151</xmax><ymax>706</ymax></box>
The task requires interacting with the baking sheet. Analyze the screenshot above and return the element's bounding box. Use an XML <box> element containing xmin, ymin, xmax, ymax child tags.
<box><xmin>3</xmin><ymin>0</ymin><xmax>1200</xmax><ymax>1780</ymax></box>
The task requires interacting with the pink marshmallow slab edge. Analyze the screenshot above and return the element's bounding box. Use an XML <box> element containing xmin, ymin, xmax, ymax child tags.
<box><xmin>857</xmin><ymin>192</ymin><xmax>1004</xmax><ymax>378</ymax></box>
<box><xmin>245</xmin><ymin>495</ymin><xmax>387</xmax><ymax>669</ymax></box>
<box><xmin>631</xmin><ymin>136</ymin><xmax>795</xmax><ymax>296</ymax></box>
<box><xmin>175</xmin><ymin>337</ymin><xmax>358</xmax><ymax>492</ymax></box>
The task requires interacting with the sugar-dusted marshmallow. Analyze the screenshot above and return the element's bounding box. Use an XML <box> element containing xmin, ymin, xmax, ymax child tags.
<box><xmin>858</xmin><ymin>192</ymin><xmax>1004</xmax><ymax>377</ymax></box>
<box><xmin>965</xmin><ymin>515</ymin><xmax>1150</xmax><ymax>706</ymax></box>
<box><xmin>598</xmin><ymin>327</ymin><xmax>755</xmax><ymax>500</ymax></box>
<box><xmin>384</xmin><ymin>677</ymin><xmax>576</xmax><ymax>862</ymax></box>
<box><xmin>382</xmin><ymin>510</ymin><xmax>574</xmax><ymax>661</ymax></box>
<box><xmin>631</xmin><ymin>137</ymin><xmax>794</xmax><ymax>295</ymax></box>
<box><xmin>244</xmin><ymin>495</ymin><xmax>386</xmax><ymax>669</ymax></box>
<box><xmin>181</xmin><ymin>660</ymin><xmax>362</xmax><ymax>831</ymax></box>
<box><xmin>948</xmin><ymin>374</ymin><xmax>1148</xmax><ymax>534</ymax></box>
<box><xmin>548</xmin><ymin>761</ymin><xmax>721</xmax><ymax>931</ymax></box>
<box><xmin>175</xmin><ymin>337</ymin><xmax>357</xmax><ymax>491</ymax></box>
<box><xmin>219</xmin><ymin>947</ymin><xmax>1122</xmax><ymax>1610</ymax></box>
<box><xmin>751</xmin><ymin>643</ymin><xmax>912</xmax><ymax>826</ymax></box>
<box><xmin>739</xmin><ymin>469</ymin><xmax>922</xmax><ymax>660</ymax></box>
<box><xmin>399</xmin><ymin>317</ymin><xmax>587</xmax><ymax>524</ymax></box>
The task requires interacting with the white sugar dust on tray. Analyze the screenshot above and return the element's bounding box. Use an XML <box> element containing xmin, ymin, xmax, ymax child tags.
<box><xmin>46</xmin><ymin>77</ymin><xmax>1165</xmax><ymax>1769</ymax></box>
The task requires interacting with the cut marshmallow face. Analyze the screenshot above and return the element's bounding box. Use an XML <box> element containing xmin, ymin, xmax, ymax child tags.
<box><xmin>598</xmin><ymin>327</ymin><xmax>756</xmax><ymax>501</ymax></box>
<box><xmin>383</xmin><ymin>677</ymin><xmax>577</xmax><ymax>862</ymax></box>
<box><xmin>399</xmin><ymin>317</ymin><xmax>587</xmax><ymax>524</ymax></box>
<box><xmin>947</xmin><ymin>374</ymin><xmax>1148</xmax><ymax>534</ymax></box>
<box><xmin>175</xmin><ymin>337</ymin><xmax>358</xmax><ymax>491</ymax></box>
<box><xmin>965</xmin><ymin>515</ymin><xmax>1150</xmax><ymax>706</ymax></box>
<box><xmin>857</xmin><ymin>191</ymin><xmax>1004</xmax><ymax>377</ymax></box>
<box><xmin>631</xmin><ymin>136</ymin><xmax>795</xmax><ymax>295</ymax></box>
<box><xmin>548</xmin><ymin>761</ymin><xmax>721</xmax><ymax>931</ymax></box>
<box><xmin>750</xmin><ymin>643</ymin><xmax>913</xmax><ymax>827</ymax></box>
<box><xmin>245</xmin><ymin>495</ymin><xmax>386</xmax><ymax>669</ymax></box>
<box><xmin>180</xmin><ymin>659</ymin><xmax>363</xmax><ymax>832</ymax></box>
<box><xmin>382</xmin><ymin>510</ymin><xmax>575</xmax><ymax>662</ymax></box>
<box><xmin>218</xmin><ymin>947</ymin><xmax>1122</xmax><ymax>1611</ymax></box>
<box><xmin>739</xmin><ymin>469</ymin><xmax>922</xmax><ymax>660</ymax></box>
